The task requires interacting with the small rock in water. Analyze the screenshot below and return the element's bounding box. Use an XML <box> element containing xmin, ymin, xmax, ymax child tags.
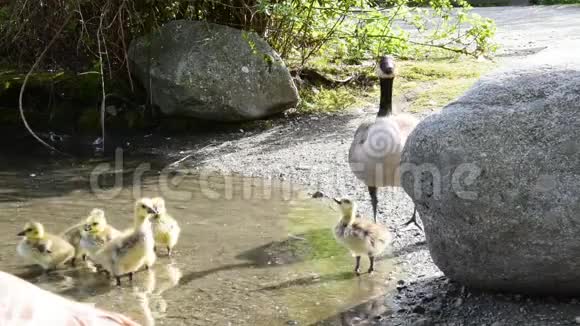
<box><xmin>29</xmin><ymin>173</ymin><xmax>36</xmax><ymax>177</ymax></box>
<box><xmin>454</xmin><ymin>298</ymin><xmax>464</xmax><ymax>307</ymax></box>
<box><xmin>575</xmin><ymin>316</ymin><xmax>580</xmax><ymax>324</ymax></box>
<box><xmin>311</xmin><ymin>191</ymin><xmax>325</xmax><ymax>198</ymax></box>
<box><xmin>286</xmin><ymin>321</ymin><xmax>298</xmax><ymax>325</ymax></box>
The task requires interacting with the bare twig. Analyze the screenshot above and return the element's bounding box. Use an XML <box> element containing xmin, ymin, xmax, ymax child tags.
<box><xmin>118</xmin><ymin>6</ymin><xmax>134</xmax><ymax>92</ymax></box>
<box><xmin>18</xmin><ymin>14</ymin><xmax>73</xmax><ymax>156</ymax></box>
<box><xmin>97</xmin><ymin>6</ymin><xmax>108</xmax><ymax>152</ymax></box>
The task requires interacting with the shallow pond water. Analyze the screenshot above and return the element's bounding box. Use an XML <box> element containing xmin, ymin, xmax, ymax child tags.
<box><xmin>0</xmin><ymin>153</ymin><xmax>398</xmax><ymax>325</ymax></box>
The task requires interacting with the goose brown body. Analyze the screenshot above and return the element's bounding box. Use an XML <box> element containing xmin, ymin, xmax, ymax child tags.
<box><xmin>348</xmin><ymin>55</ymin><xmax>421</xmax><ymax>229</ymax></box>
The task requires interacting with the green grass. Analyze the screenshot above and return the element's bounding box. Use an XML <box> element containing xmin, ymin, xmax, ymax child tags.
<box><xmin>295</xmin><ymin>56</ymin><xmax>496</xmax><ymax>114</ymax></box>
<box><xmin>410</xmin><ymin>79</ymin><xmax>476</xmax><ymax>112</ymax></box>
<box><xmin>398</xmin><ymin>58</ymin><xmax>496</xmax><ymax>112</ymax></box>
<box><xmin>298</xmin><ymin>87</ymin><xmax>362</xmax><ymax>114</ymax></box>
<box><xmin>397</xmin><ymin>59</ymin><xmax>487</xmax><ymax>82</ymax></box>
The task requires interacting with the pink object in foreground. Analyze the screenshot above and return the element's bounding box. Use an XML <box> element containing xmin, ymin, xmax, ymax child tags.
<box><xmin>0</xmin><ymin>270</ymin><xmax>141</xmax><ymax>325</ymax></box>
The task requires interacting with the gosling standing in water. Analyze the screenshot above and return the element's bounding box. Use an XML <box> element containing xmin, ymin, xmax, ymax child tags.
<box><xmin>93</xmin><ymin>198</ymin><xmax>157</xmax><ymax>286</ymax></box>
<box><xmin>333</xmin><ymin>198</ymin><xmax>391</xmax><ymax>275</ymax></box>
<box><xmin>17</xmin><ymin>222</ymin><xmax>75</xmax><ymax>271</ymax></box>
<box><xmin>151</xmin><ymin>197</ymin><xmax>181</xmax><ymax>256</ymax></box>
<box><xmin>61</xmin><ymin>218</ymin><xmax>88</xmax><ymax>267</ymax></box>
<box><xmin>80</xmin><ymin>208</ymin><xmax>122</xmax><ymax>262</ymax></box>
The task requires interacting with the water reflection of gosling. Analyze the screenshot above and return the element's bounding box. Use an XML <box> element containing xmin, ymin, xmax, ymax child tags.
<box><xmin>17</xmin><ymin>222</ymin><xmax>75</xmax><ymax>271</ymax></box>
<box><xmin>93</xmin><ymin>198</ymin><xmax>157</xmax><ymax>286</ymax></box>
<box><xmin>80</xmin><ymin>208</ymin><xmax>122</xmax><ymax>263</ymax></box>
<box><xmin>151</xmin><ymin>197</ymin><xmax>181</xmax><ymax>256</ymax></box>
<box><xmin>333</xmin><ymin>198</ymin><xmax>391</xmax><ymax>275</ymax></box>
<box><xmin>147</xmin><ymin>263</ymin><xmax>183</xmax><ymax>319</ymax></box>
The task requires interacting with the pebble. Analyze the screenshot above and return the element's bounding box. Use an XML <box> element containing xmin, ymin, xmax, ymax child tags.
<box><xmin>412</xmin><ymin>305</ymin><xmax>426</xmax><ymax>314</ymax></box>
<box><xmin>454</xmin><ymin>298</ymin><xmax>464</xmax><ymax>307</ymax></box>
<box><xmin>412</xmin><ymin>318</ymin><xmax>433</xmax><ymax>326</ymax></box>
<box><xmin>286</xmin><ymin>321</ymin><xmax>298</xmax><ymax>325</ymax></box>
<box><xmin>311</xmin><ymin>191</ymin><xmax>325</xmax><ymax>198</ymax></box>
<box><xmin>575</xmin><ymin>316</ymin><xmax>580</xmax><ymax>324</ymax></box>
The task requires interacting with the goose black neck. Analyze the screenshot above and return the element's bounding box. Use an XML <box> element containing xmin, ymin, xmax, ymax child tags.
<box><xmin>378</xmin><ymin>78</ymin><xmax>394</xmax><ymax>117</ymax></box>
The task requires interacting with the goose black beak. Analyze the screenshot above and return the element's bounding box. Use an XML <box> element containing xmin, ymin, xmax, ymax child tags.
<box><xmin>17</xmin><ymin>231</ymin><xmax>25</xmax><ymax>236</ymax></box>
<box><xmin>333</xmin><ymin>198</ymin><xmax>341</xmax><ymax>204</ymax></box>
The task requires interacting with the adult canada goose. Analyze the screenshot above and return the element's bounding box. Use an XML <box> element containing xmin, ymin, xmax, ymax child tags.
<box><xmin>348</xmin><ymin>55</ymin><xmax>421</xmax><ymax>230</ymax></box>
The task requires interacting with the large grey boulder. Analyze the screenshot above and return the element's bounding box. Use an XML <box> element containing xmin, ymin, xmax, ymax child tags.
<box><xmin>128</xmin><ymin>20</ymin><xmax>299</xmax><ymax>121</ymax></box>
<box><xmin>400</xmin><ymin>56</ymin><xmax>580</xmax><ymax>294</ymax></box>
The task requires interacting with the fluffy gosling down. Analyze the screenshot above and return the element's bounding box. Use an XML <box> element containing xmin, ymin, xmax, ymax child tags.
<box><xmin>80</xmin><ymin>208</ymin><xmax>122</xmax><ymax>262</ymax></box>
<box><xmin>17</xmin><ymin>222</ymin><xmax>75</xmax><ymax>271</ymax></box>
<box><xmin>333</xmin><ymin>198</ymin><xmax>391</xmax><ymax>275</ymax></box>
<box><xmin>61</xmin><ymin>219</ymin><xmax>88</xmax><ymax>267</ymax></box>
<box><xmin>151</xmin><ymin>197</ymin><xmax>181</xmax><ymax>256</ymax></box>
<box><xmin>93</xmin><ymin>198</ymin><xmax>157</xmax><ymax>286</ymax></box>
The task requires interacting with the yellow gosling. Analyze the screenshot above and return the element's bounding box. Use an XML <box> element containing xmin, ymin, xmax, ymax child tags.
<box><xmin>17</xmin><ymin>222</ymin><xmax>75</xmax><ymax>271</ymax></box>
<box><xmin>151</xmin><ymin>197</ymin><xmax>181</xmax><ymax>256</ymax></box>
<box><xmin>93</xmin><ymin>198</ymin><xmax>157</xmax><ymax>286</ymax></box>
<box><xmin>80</xmin><ymin>208</ymin><xmax>122</xmax><ymax>262</ymax></box>
<box><xmin>333</xmin><ymin>198</ymin><xmax>391</xmax><ymax>275</ymax></box>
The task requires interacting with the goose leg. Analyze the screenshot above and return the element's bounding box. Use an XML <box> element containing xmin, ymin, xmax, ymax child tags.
<box><xmin>403</xmin><ymin>206</ymin><xmax>423</xmax><ymax>231</ymax></box>
<box><xmin>368</xmin><ymin>186</ymin><xmax>378</xmax><ymax>223</ymax></box>
<box><xmin>167</xmin><ymin>246</ymin><xmax>172</xmax><ymax>256</ymax></box>
<box><xmin>128</xmin><ymin>272</ymin><xmax>134</xmax><ymax>282</ymax></box>
<box><xmin>115</xmin><ymin>276</ymin><xmax>121</xmax><ymax>286</ymax></box>
<box><xmin>368</xmin><ymin>255</ymin><xmax>375</xmax><ymax>274</ymax></box>
<box><xmin>354</xmin><ymin>256</ymin><xmax>362</xmax><ymax>276</ymax></box>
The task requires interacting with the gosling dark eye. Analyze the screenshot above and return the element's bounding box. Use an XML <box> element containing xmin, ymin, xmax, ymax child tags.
<box><xmin>26</xmin><ymin>228</ymin><xmax>33</xmax><ymax>232</ymax></box>
<box><xmin>92</xmin><ymin>222</ymin><xmax>98</xmax><ymax>226</ymax></box>
<box><xmin>141</xmin><ymin>204</ymin><xmax>146</xmax><ymax>209</ymax></box>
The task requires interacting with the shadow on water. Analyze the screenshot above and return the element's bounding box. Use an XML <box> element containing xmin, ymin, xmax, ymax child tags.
<box><xmin>0</xmin><ymin>151</ymin><xmax>401</xmax><ymax>325</ymax></box>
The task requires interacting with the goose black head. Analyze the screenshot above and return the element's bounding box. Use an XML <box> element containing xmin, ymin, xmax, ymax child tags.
<box><xmin>377</xmin><ymin>55</ymin><xmax>395</xmax><ymax>79</ymax></box>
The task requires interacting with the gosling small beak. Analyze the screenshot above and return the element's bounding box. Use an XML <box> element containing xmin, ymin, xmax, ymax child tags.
<box><xmin>146</xmin><ymin>206</ymin><xmax>158</xmax><ymax>215</ymax></box>
<box><xmin>17</xmin><ymin>231</ymin><xmax>25</xmax><ymax>236</ymax></box>
<box><xmin>83</xmin><ymin>224</ymin><xmax>91</xmax><ymax>232</ymax></box>
<box><xmin>333</xmin><ymin>198</ymin><xmax>341</xmax><ymax>204</ymax></box>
